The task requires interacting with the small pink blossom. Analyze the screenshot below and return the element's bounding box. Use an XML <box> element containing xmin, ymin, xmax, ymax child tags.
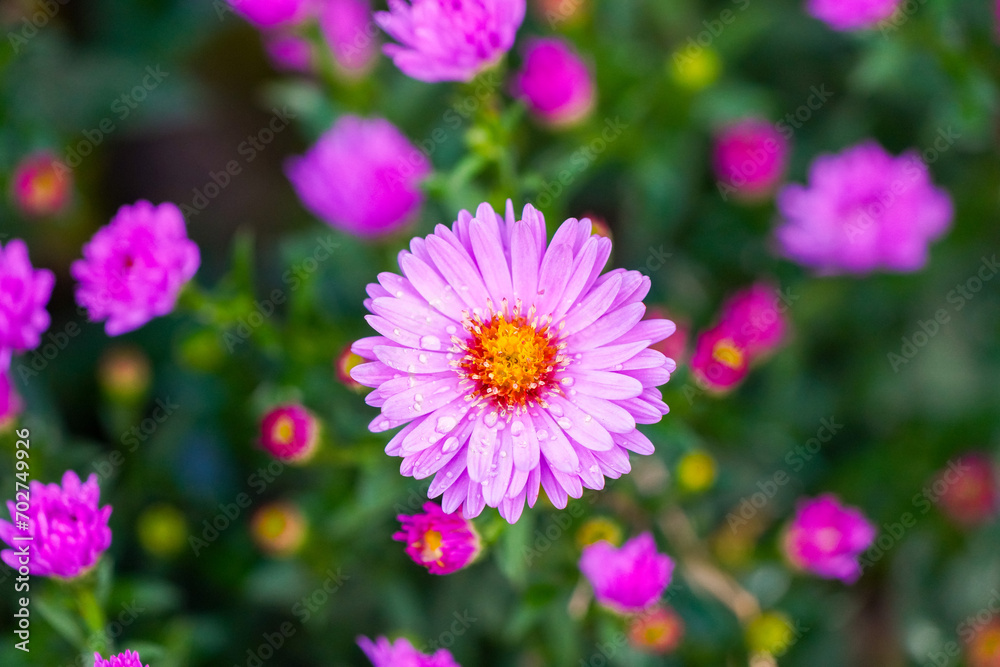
<box><xmin>935</xmin><ymin>454</ymin><xmax>998</xmax><ymax>527</ymax></box>
<box><xmin>713</xmin><ymin>119</ymin><xmax>789</xmax><ymax>201</ymax></box>
<box><xmin>72</xmin><ymin>201</ymin><xmax>200</xmax><ymax>336</ymax></box>
<box><xmin>0</xmin><ymin>239</ymin><xmax>55</xmax><ymax>354</ymax></box>
<box><xmin>93</xmin><ymin>650</ymin><xmax>149</xmax><ymax>667</ymax></box>
<box><xmin>264</xmin><ymin>33</ymin><xmax>313</xmax><ymax>72</ymax></box>
<box><xmin>690</xmin><ymin>322</ymin><xmax>750</xmax><ymax>394</ymax></box>
<box><xmin>579</xmin><ymin>532</ymin><xmax>674</xmax><ymax>613</ymax></box>
<box><xmin>0</xmin><ymin>471</ymin><xmax>113</xmax><ymax>579</ymax></box>
<box><xmin>323</xmin><ymin>0</ymin><xmax>379</xmax><ymax>76</ymax></box>
<box><xmin>259</xmin><ymin>404</ymin><xmax>321</xmax><ymax>463</ymax></box>
<box><xmin>358</xmin><ymin>635</ymin><xmax>461</xmax><ymax>666</ymax></box>
<box><xmin>11</xmin><ymin>151</ymin><xmax>71</xmax><ymax>217</ymax></box>
<box><xmin>226</xmin><ymin>0</ymin><xmax>308</xmax><ymax>28</ymax></box>
<box><xmin>783</xmin><ymin>494</ymin><xmax>876</xmax><ymax>584</ymax></box>
<box><xmin>513</xmin><ymin>37</ymin><xmax>595</xmax><ymax>127</ymax></box>
<box><xmin>806</xmin><ymin>0</ymin><xmax>900</xmax><ymax>31</ymax></box>
<box><xmin>719</xmin><ymin>282</ymin><xmax>789</xmax><ymax>359</ymax></box>
<box><xmin>394</xmin><ymin>502</ymin><xmax>481</xmax><ymax>575</ymax></box>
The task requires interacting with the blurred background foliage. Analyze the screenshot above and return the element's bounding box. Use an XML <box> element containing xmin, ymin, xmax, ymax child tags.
<box><xmin>1</xmin><ymin>0</ymin><xmax>999</xmax><ymax>665</ymax></box>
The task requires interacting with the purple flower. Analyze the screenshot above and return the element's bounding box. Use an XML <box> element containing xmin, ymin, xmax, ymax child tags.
<box><xmin>286</xmin><ymin>115</ymin><xmax>430</xmax><ymax>238</ymax></box>
<box><xmin>259</xmin><ymin>404</ymin><xmax>321</xmax><ymax>463</ymax></box>
<box><xmin>513</xmin><ymin>37</ymin><xmax>596</xmax><ymax>127</ymax></box>
<box><xmin>322</xmin><ymin>0</ymin><xmax>380</xmax><ymax>76</ymax></box>
<box><xmin>713</xmin><ymin>119</ymin><xmax>789</xmax><ymax>201</ymax></box>
<box><xmin>72</xmin><ymin>201</ymin><xmax>200</xmax><ymax>336</ymax></box>
<box><xmin>579</xmin><ymin>533</ymin><xmax>674</xmax><ymax>613</ymax></box>
<box><xmin>358</xmin><ymin>635</ymin><xmax>461</xmax><ymax>666</ymax></box>
<box><xmin>93</xmin><ymin>650</ymin><xmax>149</xmax><ymax>667</ymax></box>
<box><xmin>0</xmin><ymin>239</ymin><xmax>55</xmax><ymax>355</ymax></box>
<box><xmin>0</xmin><ymin>471</ymin><xmax>112</xmax><ymax>579</ymax></box>
<box><xmin>775</xmin><ymin>141</ymin><xmax>952</xmax><ymax>274</ymax></box>
<box><xmin>806</xmin><ymin>0</ymin><xmax>900</xmax><ymax>31</ymax></box>
<box><xmin>0</xmin><ymin>368</ymin><xmax>23</xmax><ymax>428</ymax></box>
<box><xmin>394</xmin><ymin>502</ymin><xmax>482</xmax><ymax>574</ymax></box>
<box><xmin>375</xmin><ymin>0</ymin><xmax>526</xmax><ymax>82</ymax></box>
<box><xmin>783</xmin><ymin>494</ymin><xmax>876</xmax><ymax>584</ymax></box>
<box><xmin>351</xmin><ymin>202</ymin><xmax>675</xmax><ymax>523</ymax></box>
<box><xmin>226</xmin><ymin>0</ymin><xmax>308</xmax><ymax>28</ymax></box>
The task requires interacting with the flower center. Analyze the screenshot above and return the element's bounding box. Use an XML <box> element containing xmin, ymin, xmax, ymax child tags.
<box><xmin>272</xmin><ymin>416</ymin><xmax>296</xmax><ymax>445</ymax></box>
<box><xmin>712</xmin><ymin>339</ymin><xmax>745</xmax><ymax>369</ymax></box>
<box><xmin>457</xmin><ymin>310</ymin><xmax>564</xmax><ymax>414</ymax></box>
<box><xmin>419</xmin><ymin>529</ymin><xmax>444</xmax><ymax>563</ymax></box>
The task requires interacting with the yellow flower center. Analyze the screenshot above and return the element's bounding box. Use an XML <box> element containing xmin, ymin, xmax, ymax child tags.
<box><xmin>419</xmin><ymin>529</ymin><xmax>444</xmax><ymax>563</ymax></box>
<box><xmin>271</xmin><ymin>416</ymin><xmax>296</xmax><ymax>445</ymax></box>
<box><xmin>712</xmin><ymin>339</ymin><xmax>745</xmax><ymax>369</ymax></box>
<box><xmin>457</xmin><ymin>310</ymin><xmax>564</xmax><ymax>414</ymax></box>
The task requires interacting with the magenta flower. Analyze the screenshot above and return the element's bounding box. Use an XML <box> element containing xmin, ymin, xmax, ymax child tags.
<box><xmin>322</xmin><ymin>0</ymin><xmax>379</xmax><ymax>76</ymax></box>
<box><xmin>226</xmin><ymin>0</ymin><xmax>307</xmax><ymax>28</ymax></box>
<box><xmin>776</xmin><ymin>140</ymin><xmax>953</xmax><ymax>274</ymax></box>
<box><xmin>259</xmin><ymin>404</ymin><xmax>321</xmax><ymax>463</ymax></box>
<box><xmin>579</xmin><ymin>532</ymin><xmax>674</xmax><ymax>613</ymax></box>
<box><xmin>286</xmin><ymin>115</ymin><xmax>430</xmax><ymax>238</ymax></box>
<box><xmin>0</xmin><ymin>368</ymin><xmax>23</xmax><ymax>428</ymax></box>
<box><xmin>264</xmin><ymin>33</ymin><xmax>313</xmax><ymax>72</ymax></box>
<box><xmin>806</xmin><ymin>0</ymin><xmax>900</xmax><ymax>31</ymax></box>
<box><xmin>720</xmin><ymin>282</ymin><xmax>788</xmax><ymax>359</ymax></box>
<box><xmin>0</xmin><ymin>471</ymin><xmax>112</xmax><ymax>579</ymax></box>
<box><xmin>351</xmin><ymin>202</ymin><xmax>675</xmax><ymax>522</ymax></box>
<box><xmin>713</xmin><ymin>119</ymin><xmax>789</xmax><ymax>201</ymax></box>
<box><xmin>358</xmin><ymin>636</ymin><xmax>461</xmax><ymax>667</ymax></box>
<box><xmin>783</xmin><ymin>494</ymin><xmax>876</xmax><ymax>584</ymax></box>
<box><xmin>0</xmin><ymin>239</ymin><xmax>55</xmax><ymax>354</ymax></box>
<box><xmin>395</xmin><ymin>502</ymin><xmax>482</xmax><ymax>575</ymax></box>
<box><xmin>72</xmin><ymin>201</ymin><xmax>200</xmax><ymax>336</ymax></box>
<box><xmin>11</xmin><ymin>151</ymin><xmax>71</xmax><ymax>217</ymax></box>
<box><xmin>690</xmin><ymin>322</ymin><xmax>750</xmax><ymax>394</ymax></box>
<box><xmin>93</xmin><ymin>651</ymin><xmax>149</xmax><ymax>667</ymax></box>
<box><xmin>375</xmin><ymin>0</ymin><xmax>526</xmax><ymax>82</ymax></box>
<box><xmin>513</xmin><ymin>37</ymin><xmax>595</xmax><ymax>127</ymax></box>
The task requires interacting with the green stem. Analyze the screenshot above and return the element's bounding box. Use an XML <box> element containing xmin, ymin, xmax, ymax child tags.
<box><xmin>75</xmin><ymin>584</ymin><xmax>110</xmax><ymax>655</ymax></box>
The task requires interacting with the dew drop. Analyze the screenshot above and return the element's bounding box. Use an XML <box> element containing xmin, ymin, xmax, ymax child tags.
<box><xmin>510</xmin><ymin>421</ymin><xmax>525</xmax><ymax>437</ymax></box>
<box><xmin>395</xmin><ymin>291</ymin><xmax>404</xmax><ymax>297</ymax></box>
<box><xmin>549</xmin><ymin>404</ymin><xmax>564</xmax><ymax>417</ymax></box>
<box><xmin>407</xmin><ymin>365</ymin><xmax>416</xmax><ymax>373</ymax></box>
<box><xmin>436</xmin><ymin>416</ymin><xmax>458</xmax><ymax>433</ymax></box>
<box><xmin>589</xmin><ymin>464</ymin><xmax>599</xmax><ymax>475</ymax></box>
<box><xmin>420</xmin><ymin>335</ymin><xmax>442</xmax><ymax>350</ymax></box>
<box><xmin>393</xmin><ymin>328</ymin><xmax>401</xmax><ymax>336</ymax></box>
<box><xmin>614</xmin><ymin>364</ymin><xmax>623</xmax><ymax>371</ymax></box>
<box><xmin>443</xmin><ymin>436</ymin><xmax>460</xmax><ymax>452</ymax></box>
<box><xmin>561</xmin><ymin>377</ymin><xmax>575</xmax><ymax>387</ymax></box>
<box><xmin>557</xmin><ymin>418</ymin><xmax>572</xmax><ymax>429</ymax></box>
<box><xmin>446</xmin><ymin>325</ymin><xmax>457</xmax><ymax>335</ymax></box>
<box><xmin>583</xmin><ymin>414</ymin><xmax>592</xmax><ymax>423</ymax></box>
<box><xmin>446</xmin><ymin>471</ymin><xmax>454</xmax><ymax>478</ymax></box>
<box><xmin>537</xmin><ymin>429</ymin><xmax>548</xmax><ymax>440</ymax></box>
<box><xmin>484</xmin><ymin>411</ymin><xmax>498</xmax><ymax>427</ymax></box>
<box><xmin>500</xmin><ymin>451</ymin><xmax>508</xmax><ymax>458</ymax></box>
<box><xmin>415</xmin><ymin>394</ymin><xmax>424</xmax><ymax>403</ymax></box>
<box><xmin>418</xmin><ymin>354</ymin><xmax>428</xmax><ymax>364</ymax></box>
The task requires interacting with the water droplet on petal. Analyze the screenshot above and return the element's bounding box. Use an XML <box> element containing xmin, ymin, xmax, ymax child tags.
<box><xmin>436</xmin><ymin>416</ymin><xmax>458</xmax><ymax>433</ymax></box>
<box><xmin>510</xmin><ymin>421</ymin><xmax>524</xmax><ymax>437</ymax></box>
<box><xmin>420</xmin><ymin>335</ymin><xmax>442</xmax><ymax>350</ymax></box>
<box><xmin>443</xmin><ymin>436</ymin><xmax>460</xmax><ymax>452</ymax></box>
<box><xmin>484</xmin><ymin>411</ymin><xmax>498</xmax><ymax>427</ymax></box>
<box><xmin>446</xmin><ymin>471</ymin><xmax>454</xmax><ymax>478</ymax></box>
<box><xmin>549</xmin><ymin>404</ymin><xmax>564</xmax><ymax>417</ymax></box>
<box><xmin>583</xmin><ymin>414</ymin><xmax>592</xmax><ymax>423</ymax></box>
<box><xmin>557</xmin><ymin>418</ymin><xmax>572</xmax><ymax>429</ymax></box>
<box><xmin>418</xmin><ymin>354</ymin><xmax>428</xmax><ymax>364</ymax></box>
<box><xmin>589</xmin><ymin>464</ymin><xmax>600</xmax><ymax>475</ymax></box>
<box><xmin>446</xmin><ymin>325</ymin><xmax>457</xmax><ymax>335</ymax></box>
<box><xmin>561</xmin><ymin>377</ymin><xmax>575</xmax><ymax>387</ymax></box>
<box><xmin>537</xmin><ymin>429</ymin><xmax>548</xmax><ymax>440</ymax></box>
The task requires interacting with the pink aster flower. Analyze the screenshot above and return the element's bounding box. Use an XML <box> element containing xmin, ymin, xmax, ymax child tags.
<box><xmin>806</xmin><ymin>0</ymin><xmax>900</xmax><ymax>31</ymax></box>
<box><xmin>690</xmin><ymin>322</ymin><xmax>750</xmax><ymax>394</ymax></box>
<box><xmin>322</xmin><ymin>0</ymin><xmax>379</xmax><ymax>76</ymax></box>
<box><xmin>351</xmin><ymin>202</ymin><xmax>675</xmax><ymax>523</ymax></box>
<box><xmin>286</xmin><ymin>115</ymin><xmax>430</xmax><ymax>238</ymax></box>
<box><xmin>375</xmin><ymin>0</ymin><xmax>526</xmax><ymax>82</ymax></box>
<box><xmin>72</xmin><ymin>201</ymin><xmax>200</xmax><ymax>336</ymax></box>
<box><xmin>719</xmin><ymin>282</ymin><xmax>788</xmax><ymax>359</ymax></box>
<box><xmin>713</xmin><ymin>119</ymin><xmax>789</xmax><ymax>202</ymax></box>
<box><xmin>0</xmin><ymin>368</ymin><xmax>23</xmax><ymax>429</ymax></box>
<box><xmin>358</xmin><ymin>635</ymin><xmax>461</xmax><ymax>667</ymax></box>
<box><xmin>513</xmin><ymin>37</ymin><xmax>596</xmax><ymax>127</ymax></box>
<box><xmin>934</xmin><ymin>454</ymin><xmax>998</xmax><ymax>527</ymax></box>
<box><xmin>226</xmin><ymin>0</ymin><xmax>308</xmax><ymax>28</ymax></box>
<box><xmin>783</xmin><ymin>494</ymin><xmax>876</xmax><ymax>584</ymax></box>
<box><xmin>394</xmin><ymin>502</ymin><xmax>481</xmax><ymax>574</ymax></box>
<box><xmin>579</xmin><ymin>532</ymin><xmax>674</xmax><ymax>613</ymax></box>
<box><xmin>11</xmin><ymin>151</ymin><xmax>71</xmax><ymax>217</ymax></box>
<box><xmin>776</xmin><ymin>140</ymin><xmax>953</xmax><ymax>274</ymax></box>
<box><xmin>93</xmin><ymin>651</ymin><xmax>149</xmax><ymax>667</ymax></box>
<box><xmin>0</xmin><ymin>471</ymin><xmax>112</xmax><ymax>579</ymax></box>
<box><xmin>259</xmin><ymin>404</ymin><xmax>321</xmax><ymax>463</ymax></box>
<box><xmin>0</xmin><ymin>239</ymin><xmax>55</xmax><ymax>354</ymax></box>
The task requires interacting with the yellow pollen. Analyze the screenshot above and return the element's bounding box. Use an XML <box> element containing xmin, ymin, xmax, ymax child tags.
<box><xmin>419</xmin><ymin>529</ymin><xmax>444</xmax><ymax>562</ymax></box>
<box><xmin>271</xmin><ymin>416</ymin><xmax>296</xmax><ymax>445</ymax></box>
<box><xmin>458</xmin><ymin>313</ymin><xmax>562</xmax><ymax>413</ymax></box>
<box><xmin>712</xmin><ymin>340</ymin><xmax>745</xmax><ymax>370</ymax></box>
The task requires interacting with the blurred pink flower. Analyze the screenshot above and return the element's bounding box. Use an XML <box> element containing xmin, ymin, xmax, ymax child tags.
<box><xmin>394</xmin><ymin>502</ymin><xmax>481</xmax><ymax>574</ymax></box>
<box><xmin>646</xmin><ymin>307</ymin><xmax>688</xmax><ymax>367</ymax></box>
<box><xmin>0</xmin><ymin>471</ymin><xmax>112</xmax><ymax>578</ymax></box>
<box><xmin>72</xmin><ymin>201</ymin><xmax>200</xmax><ymax>336</ymax></box>
<box><xmin>375</xmin><ymin>0</ymin><xmax>526</xmax><ymax>82</ymax></box>
<box><xmin>580</xmin><ymin>533</ymin><xmax>674</xmax><ymax>613</ymax></box>
<box><xmin>286</xmin><ymin>115</ymin><xmax>430</xmax><ymax>238</ymax></box>
<box><xmin>713</xmin><ymin>119</ymin><xmax>789</xmax><ymax>201</ymax></box>
<box><xmin>720</xmin><ymin>282</ymin><xmax>789</xmax><ymax>359</ymax></box>
<box><xmin>226</xmin><ymin>0</ymin><xmax>308</xmax><ymax>28</ymax></box>
<box><xmin>358</xmin><ymin>635</ymin><xmax>461</xmax><ymax>666</ymax></box>
<box><xmin>806</xmin><ymin>0</ymin><xmax>900</xmax><ymax>31</ymax></box>
<box><xmin>11</xmin><ymin>151</ymin><xmax>71</xmax><ymax>217</ymax></box>
<box><xmin>260</xmin><ymin>404</ymin><xmax>321</xmax><ymax>463</ymax></box>
<box><xmin>0</xmin><ymin>368</ymin><xmax>23</xmax><ymax>429</ymax></box>
<box><xmin>628</xmin><ymin>605</ymin><xmax>685</xmax><ymax>654</ymax></box>
<box><xmin>350</xmin><ymin>202</ymin><xmax>675</xmax><ymax>522</ymax></box>
<box><xmin>776</xmin><ymin>140</ymin><xmax>952</xmax><ymax>274</ymax></box>
<box><xmin>93</xmin><ymin>651</ymin><xmax>148</xmax><ymax>667</ymax></box>
<box><xmin>264</xmin><ymin>32</ymin><xmax>313</xmax><ymax>72</ymax></box>
<box><xmin>783</xmin><ymin>494</ymin><xmax>876</xmax><ymax>584</ymax></box>
<box><xmin>690</xmin><ymin>322</ymin><xmax>750</xmax><ymax>394</ymax></box>
<box><xmin>323</xmin><ymin>0</ymin><xmax>379</xmax><ymax>76</ymax></box>
<box><xmin>935</xmin><ymin>454</ymin><xmax>998</xmax><ymax>527</ymax></box>
<box><xmin>0</xmin><ymin>239</ymin><xmax>55</xmax><ymax>354</ymax></box>
<box><xmin>513</xmin><ymin>37</ymin><xmax>595</xmax><ymax>127</ymax></box>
